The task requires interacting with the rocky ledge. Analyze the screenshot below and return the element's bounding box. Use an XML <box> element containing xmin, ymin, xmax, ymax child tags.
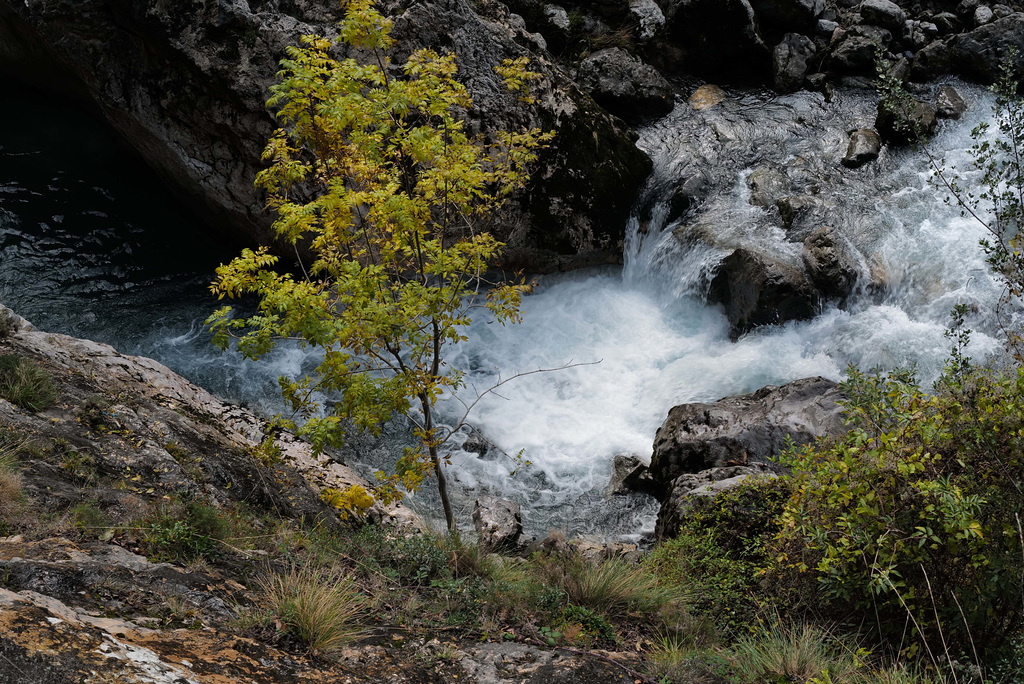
<box><xmin>0</xmin><ymin>305</ymin><xmax>655</xmax><ymax>683</ymax></box>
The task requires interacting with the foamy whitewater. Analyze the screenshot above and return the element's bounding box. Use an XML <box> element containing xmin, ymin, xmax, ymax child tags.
<box><xmin>0</xmin><ymin>81</ymin><xmax>1010</xmax><ymax>540</ymax></box>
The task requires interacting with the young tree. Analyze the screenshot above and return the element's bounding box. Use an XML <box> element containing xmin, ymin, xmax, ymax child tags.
<box><xmin>206</xmin><ymin>0</ymin><xmax>553</xmax><ymax>530</ymax></box>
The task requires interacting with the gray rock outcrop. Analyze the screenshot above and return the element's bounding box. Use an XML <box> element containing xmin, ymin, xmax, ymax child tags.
<box><xmin>576</xmin><ymin>47</ymin><xmax>674</xmax><ymax>123</ymax></box>
<box><xmin>649</xmin><ymin>376</ymin><xmax>846</xmax><ymax>486</ymax></box>
<box><xmin>472</xmin><ymin>496</ymin><xmax>523</xmax><ymax>552</ymax></box>
<box><xmin>655</xmin><ymin>464</ymin><xmax>777</xmax><ymax>539</ymax></box>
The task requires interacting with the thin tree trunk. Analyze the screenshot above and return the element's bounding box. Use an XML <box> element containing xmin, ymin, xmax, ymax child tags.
<box><xmin>431</xmin><ymin>443</ymin><xmax>455</xmax><ymax>531</ymax></box>
<box><xmin>421</xmin><ymin>394</ymin><xmax>455</xmax><ymax>530</ymax></box>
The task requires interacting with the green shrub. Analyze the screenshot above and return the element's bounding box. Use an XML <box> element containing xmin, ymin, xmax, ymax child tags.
<box><xmin>0</xmin><ymin>355</ymin><xmax>57</xmax><ymax>412</ymax></box>
<box><xmin>141</xmin><ymin>500</ymin><xmax>230</xmax><ymax>563</ymax></box>
<box><xmin>70</xmin><ymin>501</ymin><xmax>109</xmax><ymax>536</ymax></box>
<box><xmin>775</xmin><ymin>365</ymin><xmax>1024</xmax><ymax>656</ymax></box>
<box><xmin>646</xmin><ymin>476</ymin><xmax>789</xmax><ymax>633</ymax></box>
<box><xmin>256</xmin><ymin>564</ymin><xmax>365</xmax><ymax>655</ymax></box>
<box><xmin>559</xmin><ymin>604</ymin><xmax>617</xmax><ymax>643</ymax></box>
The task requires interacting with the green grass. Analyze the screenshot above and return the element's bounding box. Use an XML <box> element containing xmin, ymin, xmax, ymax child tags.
<box><xmin>0</xmin><ymin>355</ymin><xmax>58</xmax><ymax>412</ymax></box>
<box><xmin>532</xmin><ymin>552</ymin><xmax>686</xmax><ymax>616</ymax></box>
<box><xmin>728</xmin><ymin>622</ymin><xmax>868</xmax><ymax>684</ymax></box>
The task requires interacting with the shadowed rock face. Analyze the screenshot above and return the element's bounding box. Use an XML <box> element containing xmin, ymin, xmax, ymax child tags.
<box><xmin>0</xmin><ymin>0</ymin><xmax>650</xmax><ymax>270</ymax></box>
<box><xmin>649</xmin><ymin>376</ymin><xmax>847</xmax><ymax>487</ymax></box>
<box><xmin>912</xmin><ymin>13</ymin><xmax>1024</xmax><ymax>83</ymax></box>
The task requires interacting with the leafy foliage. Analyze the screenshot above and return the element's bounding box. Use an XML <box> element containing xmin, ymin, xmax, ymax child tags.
<box><xmin>775</xmin><ymin>365</ymin><xmax>1024</xmax><ymax>655</ymax></box>
<box><xmin>207</xmin><ymin>0</ymin><xmax>553</xmax><ymax>529</ymax></box>
<box><xmin>647</xmin><ymin>476</ymin><xmax>789</xmax><ymax>634</ymax></box>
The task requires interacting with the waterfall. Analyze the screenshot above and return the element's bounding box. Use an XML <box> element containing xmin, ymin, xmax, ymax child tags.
<box><xmin>0</xmin><ymin>80</ymin><xmax>1009</xmax><ymax>539</ymax></box>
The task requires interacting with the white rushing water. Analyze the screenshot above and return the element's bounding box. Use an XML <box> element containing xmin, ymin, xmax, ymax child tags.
<box><xmin>0</xmin><ymin>80</ymin><xmax>1011</xmax><ymax>540</ymax></box>
<box><xmin>424</xmin><ymin>82</ymin><xmax>1007</xmax><ymax>538</ymax></box>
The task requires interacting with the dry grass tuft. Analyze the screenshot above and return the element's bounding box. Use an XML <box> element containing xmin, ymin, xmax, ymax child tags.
<box><xmin>256</xmin><ymin>564</ymin><xmax>366</xmax><ymax>656</ymax></box>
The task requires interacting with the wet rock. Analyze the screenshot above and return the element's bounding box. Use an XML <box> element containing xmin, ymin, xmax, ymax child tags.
<box><xmin>461</xmin><ymin>427</ymin><xmax>490</xmax><ymax>457</ymax></box>
<box><xmin>776</xmin><ymin>194</ymin><xmax>833</xmax><ymax>239</ymax></box>
<box><xmin>657</xmin><ymin>0</ymin><xmax>770</xmax><ymax>81</ymax></box>
<box><xmin>576</xmin><ymin>48</ymin><xmax>674</xmax><ymax>123</ymax></box>
<box><xmin>773</xmin><ymin>33</ymin><xmax>817</xmax><ymax>93</ymax></box>
<box><xmin>608</xmin><ymin>453</ymin><xmax>658</xmax><ymax>496</ymax></box>
<box><xmin>842</xmin><ymin>127</ymin><xmax>882</xmax><ymax>167</ymax></box>
<box><xmin>829</xmin><ymin>25</ymin><xmax>893</xmax><ymax>73</ymax></box>
<box><xmin>667</xmin><ymin>171</ymin><xmax>711</xmax><ymax>221</ymax></box>
<box><xmin>649</xmin><ymin>376</ymin><xmax>846</xmax><ymax>486</ymax></box>
<box><xmin>472</xmin><ymin>496</ymin><xmax>523</xmax><ymax>552</ymax></box>
<box><xmin>912</xmin><ymin>14</ymin><xmax>1024</xmax><ymax>84</ymax></box>
<box><xmin>936</xmin><ymin>85</ymin><xmax>968</xmax><ymax>119</ymax></box>
<box><xmin>747</xmin><ymin>167</ymin><xmax>789</xmax><ymax>208</ymax></box>
<box><xmin>802</xmin><ymin>226</ymin><xmax>861</xmax><ymax>302</ymax></box>
<box><xmin>974</xmin><ymin>4</ymin><xmax>995</xmax><ymax>24</ymax></box>
<box><xmin>860</xmin><ymin>0</ymin><xmax>906</xmax><ymax>30</ymax></box>
<box><xmin>690</xmin><ymin>83</ymin><xmax>728</xmax><ymax>109</ymax></box>
<box><xmin>749</xmin><ymin>0</ymin><xmax>825</xmax><ymax>32</ymax></box>
<box><xmin>876</xmin><ymin>98</ymin><xmax>938</xmax><ymax>145</ymax></box>
<box><xmin>655</xmin><ymin>464</ymin><xmax>777</xmax><ymax>539</ymax></box>
<box><xmin>707</xmin><ymin>248</ymin><xmax>819</xmax><ymax>338</ymax></box>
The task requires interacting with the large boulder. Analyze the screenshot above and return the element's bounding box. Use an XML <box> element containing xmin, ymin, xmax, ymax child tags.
<box><xmin>0</xmin><ymin>0</ymin><xmax>651</xmax><ymax>271</ymax></box>
<box><xmin>649</xmin><ymin>376</ymin><xmax>847</xmax><ymax>487</ymax></box>
<box><xmin>912</xmin><ymin>13</ymin><xmax>1024</xmax><ymax>83</ymax></box>
<box><xmin>576</xmin><ymin>47</ymin><xmax>674</xmax><ymax>123</ymax></box>
<box><xmin>707</xmin><ymin>248</ymin><xmax>819</xmax><ymax>338</ymax></box>
<box><xmin>472</xmin><ymin>496</ymin><xmax>523</xmax><ymax>552</ymax></box>
<box><xmin>773</xmin><ymin>33</ymin><xmax>817</xmax><ymax>92</ymax></box>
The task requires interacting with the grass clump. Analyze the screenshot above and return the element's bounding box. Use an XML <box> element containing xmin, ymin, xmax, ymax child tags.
<box><xmin>532</xmin><ymin>552</ymin><xmax>683</xmax><ymax>616</ymax></box>
<box><xmin>256</xmin><ymin>564</ymin><xmax>365</xmax><ymax>656</ymax></box>
<box><xmin>729</xmin><ymin>622</ymin><xmax>867</xmax><ymax>684</ymax></box>
<box><xmin>0</xmin><ymin>354</ymin><xmax>57</xmax><ymax>412</ymax></box>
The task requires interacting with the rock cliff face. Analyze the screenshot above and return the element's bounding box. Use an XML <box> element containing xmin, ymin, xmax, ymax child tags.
<box><xmin>0</xmin><ymin>306</ymin><xmax>652</xmax><ymax>683</ymax></box>
<box><xmin>0</xmin><ymin>0</ymin><xmax>651</xmax><ymax>270</ymax></box>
